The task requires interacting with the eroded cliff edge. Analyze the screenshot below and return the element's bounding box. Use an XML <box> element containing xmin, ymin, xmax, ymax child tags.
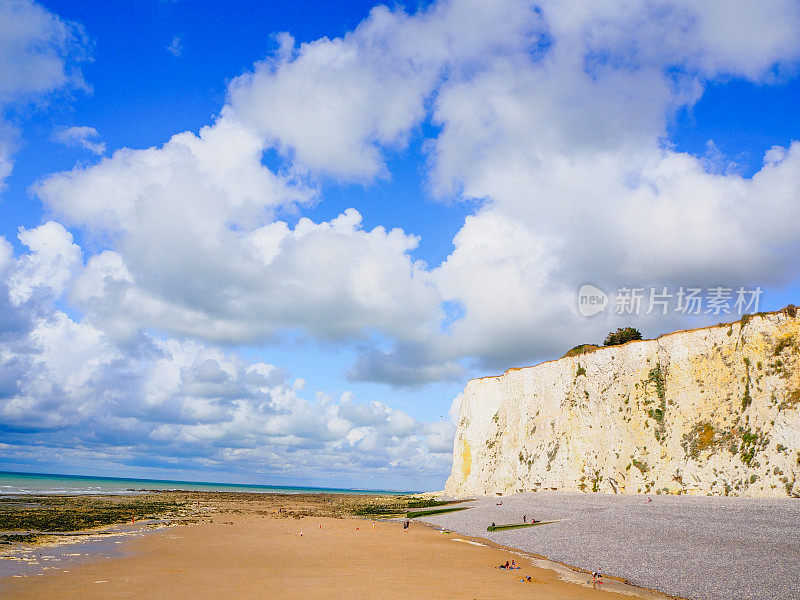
<box><xmin>446</xmin><ymin>309</ymin><xmax>800</xmax><ymax>497</ymax></box>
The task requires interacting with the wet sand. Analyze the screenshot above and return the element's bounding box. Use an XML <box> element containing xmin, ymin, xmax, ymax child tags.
<box><xmin>1</xmin><ymin>498</ymin><xmax>667</xmax><ymax>600</ymax></box>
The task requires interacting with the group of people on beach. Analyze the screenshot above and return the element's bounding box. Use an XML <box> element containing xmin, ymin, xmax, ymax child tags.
<box><xmin>496</xmin><ymin>560</ymin><xmax>535</xmax><ymax>584</ymax></box>
<box><xmin>489</xmin><ymin>514</ymin><xmax>538</xmax><ymax>528</ymax></box>
<box><xmin>497</xmin><ymin>557</ymin><xmax>604</xmax><ymax>587</ymax></box>
<box><xmin>497</xmin><ymin>559</ymin><xmax>533</xmax><ymax>583</ymax></box>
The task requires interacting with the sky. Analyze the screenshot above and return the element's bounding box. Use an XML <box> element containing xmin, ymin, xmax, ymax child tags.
<box><xmin>0</xmin><ymin>0</ymin><xmax>799</xmax><ymax>491</ymax></box>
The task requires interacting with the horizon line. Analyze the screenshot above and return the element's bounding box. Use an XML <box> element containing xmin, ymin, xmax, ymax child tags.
<box><xmin>0</xmin><ymin>469</ymin><xmax>416</xmax><ymax>495</ymax></box>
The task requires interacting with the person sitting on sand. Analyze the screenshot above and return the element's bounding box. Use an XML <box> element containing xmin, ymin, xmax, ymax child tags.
<box><xmin>510</xmin><ymin>560</ymin><xmax>517</xmax><ymax>569</ymax></box>
<box><xmin>498</xmin><ymin>561</ymin><xmax>510</xmax><ymax>569</ymax></box>
<box><xmin>520</xmin><ymin>575</ymin><xmax>532</xmax><ymax>583</ymax></box>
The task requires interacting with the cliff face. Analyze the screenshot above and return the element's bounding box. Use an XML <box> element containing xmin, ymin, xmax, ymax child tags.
<box><xmin>446</xmin><ymin>310</ymin><xmax>800</xmax><ymax>497</ymax></box>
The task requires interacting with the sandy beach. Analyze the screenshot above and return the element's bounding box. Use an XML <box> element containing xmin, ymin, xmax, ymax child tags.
<box><xmin>0</xmin><ymin>493</ymin><xmax>664</xmax><ymax>600</ymax></box>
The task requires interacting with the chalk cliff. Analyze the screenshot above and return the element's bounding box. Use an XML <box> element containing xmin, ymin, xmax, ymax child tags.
<box><xmin>446</xmin><ymin>309</ymin><xmax>800</xmax><ymax>497</ymax></box>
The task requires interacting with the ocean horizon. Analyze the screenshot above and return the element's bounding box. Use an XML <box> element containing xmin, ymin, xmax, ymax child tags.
<box><xmin>0</xmin><ymin>470</ymin><xmax>411</xmax><ymax>496</ymax></box>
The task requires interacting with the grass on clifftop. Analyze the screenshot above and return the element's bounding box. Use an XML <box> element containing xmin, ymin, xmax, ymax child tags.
<box><xmin>563</xmin><ymin>344</ymin><xmax>599</xmax><ymax>358</ymax></box>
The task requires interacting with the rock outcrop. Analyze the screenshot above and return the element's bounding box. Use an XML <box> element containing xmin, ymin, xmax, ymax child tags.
<box><xmin>446</xmin><ymin>309</ymin><xmax>800</xmax><ymax>497</ymax></box>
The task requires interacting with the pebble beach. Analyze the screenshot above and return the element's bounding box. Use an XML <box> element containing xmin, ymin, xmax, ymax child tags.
<box><xmin>422</xmin><ymin>492</ymin><xmax>800</xmax><ymax>600</ymax></box>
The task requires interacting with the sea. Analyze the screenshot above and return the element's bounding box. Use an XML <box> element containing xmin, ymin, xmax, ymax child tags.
<box><xmin>0</xmin><ymin>470</ymin><xmax>406</xmax><ymax>496</ymax></box>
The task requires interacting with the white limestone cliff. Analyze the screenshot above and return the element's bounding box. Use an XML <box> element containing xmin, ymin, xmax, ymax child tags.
<box><xmin>445</xmin><ymin>309</ymin><xmax>800</xmax><ymax>497</ymax></box>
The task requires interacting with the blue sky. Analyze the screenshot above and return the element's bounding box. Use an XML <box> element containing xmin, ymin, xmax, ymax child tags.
<box><xmin>1</xmin><ymin>0</ymin><xmax>799</xmax><ymax>490</ymax></box>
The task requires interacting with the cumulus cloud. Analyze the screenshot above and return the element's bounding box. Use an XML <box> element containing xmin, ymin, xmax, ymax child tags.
<box><xmin>347</xmin><ymin>346</ymin><xmax>463</xmax><ymax>387</ymax></box>
<box><xmin>8</xmin><ymin>221</ymin><xmax>82</xmax><ymax>305</ymax></box>
<box><xmin>53</xmin><ymin>126</ymin><xmax>105</xmax><ymax>154</ymax></box>
<box><xmin>0</xmin><ymin>0</ymin><xmax>88</xmax><ymax>102</ymax></box>
<box><xmin>0</xmin><ymin>0</ymin><xmax>89</xmax><ymax>188</ymax></box>
<box><xmin>0</xmin><ymin>226</ymin><xmax>451</xmax><ymax>489</ymax></box>
<box><xmin>417</xmin><ymin>0</ymin><xmax>800</xmax><ymax>368</ymax></box>
<box><xmin>25</xmin><ymin>0</ymin><xmax>800</xmax><ymax>390</ymax></box>
<box><xmin>225</xmin><ymin>0</ymin><xmax>542</xmax><ymax>179</ymax></box>
<box><xmin>34</xmin><ymin>110</ymin><xmax>442</xmax><ymax>347</ymax></box>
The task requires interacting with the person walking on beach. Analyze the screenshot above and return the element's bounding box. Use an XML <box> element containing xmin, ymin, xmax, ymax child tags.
<box><xmin>592</xmin><ymin>567</ymin><xmax>603</xmax><ymax>584</ymax></box>
<box><xmin>523</xmin><ymin>514</ymin><xmax>527</xmax><ymax>523</ymax></box>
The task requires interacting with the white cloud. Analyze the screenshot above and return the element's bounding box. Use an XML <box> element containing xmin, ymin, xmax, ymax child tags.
<box><xmin>167</xmin><ymin>35</ymin><xmax>183</xmax><ymax>57</ymax></box>
<box><xmin>225</xmin><ymin>25</ymin><xmax>432</xmax><ymax>180</ymax></box>
<box><xmin>38</xmin><ymin>117</ymin><xmax>303</xmax><ymax>233</ymax></box>
<box><xmin>674</xmin><ymin>0</ymin><xmax>800</xmax><ymax>79</ymax></box>
<box><xmin>425</xmin><ymin>420</ymin><xmax>456</xmax><ymax>454</ymax></box>
<box><xmin>25</xmin><ymin>0</ymin><xmax>800</xmax><ymax>389</ymax></box>
<box><xmin>36</xmin><ymin>116</ymin><xmax>440</xmax><ymax>347</ymax></box>
<box><xmin>225</xmin><ymin>0</ymin><xmax>541</xmax><ymax>179</ymax></box>
<box><xmin>0</xmin><ymin>0</ymin><xmax>88</xmax><ymax>102</ymax></box>
<box><xmin>53</xmin><ymin>126</ymin><xmax>105</xmax><ymax>154</ymax></box>
<box><xmin>347</xmin><ymin>347</ymin><xmax>463</xmax><ymax>386</ymax></box>
<box><xmin>0</xmin><ymin>0</ymin><xmax>89</xmax><ymax>189</ymax></box>
<box><xmin>58</xmin><ymin>206</ymin><xmax>439</xmax><ymax>346</ymax></box>
<box><xmin>8</xmin><ymin>221</ymin><xmax>82</xmax><ymax>305</ymax></box>
<box><xmin>0</xmin><ymin>228</ymin><xmax>451</xmax><ymax>489</ymax></box>
<box><xmin>414</xmin><ymin>0</ymin><xmax>800</xmax><ymax>370</ymax></box>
